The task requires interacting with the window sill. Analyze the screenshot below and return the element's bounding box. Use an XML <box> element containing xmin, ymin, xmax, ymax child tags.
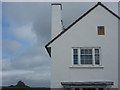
<box><xmin>69</xmin><ymin>65</ymin><xmax>104</xmax><ymax>69</ymax></box>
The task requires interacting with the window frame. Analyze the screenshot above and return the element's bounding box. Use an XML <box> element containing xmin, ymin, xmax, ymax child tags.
<box><xmin>72</xmin><ymin>47</ymin><xmax>102</xmax><ymax>67</ymax></box>
<box><xmin>73</xmin><ymin>48</ymin><xmax>79</xmax><ymax>65</ymax></box>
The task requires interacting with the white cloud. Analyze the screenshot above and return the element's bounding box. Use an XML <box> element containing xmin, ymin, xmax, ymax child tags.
<box><xmin>3</xmin><ymin>39</ymin><xmax>22</xmax><ymax>55</ymax></box>
<box><xmin>11</xmin><ymin>43</ymin><xmax>50</xmax><ymax>69</ymax></box>
<box><xmin>2</xmin><ymin>58</ymin><xmax>12</xmax><ymax>70</ymax></box>
<box><xmin>2</xmin><ymin>70</ymin><xmax>33</xmax><ymax>77</ymax></box>
<box><xmin>11</xmin><ymin>23</ymin><xmax>37</xmax><ymax>43</ymax></box>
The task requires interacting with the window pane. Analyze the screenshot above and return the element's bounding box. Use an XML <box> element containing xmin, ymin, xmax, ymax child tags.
<box><xmin>81</xmin><ymin>49</ymin><xmax>84</xmax><ymax>54</ymax></box>
<box><xmin>74</xmin><ymin>55</ymin><xmax>78</xmax><ymax>60</ymax></box>
<box><xmin>81</xmin><ymin>60</ymin><xmax>84</xmax><ymax>64</ymax></box>
<box><xmin>89</xmin><ymin>60</ymin><xmax>92</xmax><ymax>64</ymax></box>
<box><xmin>95</xmin><ymin>60</ymin><xmax>99</xmax><ymax>64</ymax></box>
<box><xmin>95</xmin><ymin>49</ymin><xmax>99</xmax><ymax>53</ymax></box>
<box><xmin>73</xmin><ymin>49</ymin><xmax>78</xmax><ymax>55</ymax></box>
<box><xmin>81</xmin><ymin>55</ymin><xmax>84</xmax><ymax>60</ymax></box>
<box><xmin>95</xmin><ymin>55</ymin><xmax>99</xmax><ymax>60</ymax></box>
<box><xmin>85</xmin><ymin>59</ymin><xmax>92</xmax><ymax>64</ymax></box>
<box><xmin>73</xmin><ymin>49</ymin><xmax>78</xmax><ymax>65</ymax></box>
<box><xmin>73</xmin><ymin>55</ymin><xmax>78</xmax><ymax>64</ymax></box>
<box><xmin>88</xmin><ymin>49</ymin><xmax>92</xmax><ymax>54</ymax></box>
<box><xmin>95</xmin><ymin>54</ymin><xmax>100</xmax><ymax>65</ymax></box>
<box><xmin>89</xmin><ymin>55</ymin><xmax>92</xmax><ymax>60</ymax></box>
<box><xmin>85</xmin><ymin>49</ymin><xmax>89</xmax><ymax>54</ymax></box>
<box><xmin>85</xmin><ymin>55</ymin><xmax>88</xmax><ymax>60</ymax></box>
<box><xmin>74</xmin><ymin>60</ymin><xmax>78</xmax><ymax>64</ymax></box>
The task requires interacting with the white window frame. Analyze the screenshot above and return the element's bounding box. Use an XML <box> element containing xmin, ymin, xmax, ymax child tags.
<box><xmin>72</xmin><ymin>47</ymin><xmax>102</xmax><ymax>67</ymax></box>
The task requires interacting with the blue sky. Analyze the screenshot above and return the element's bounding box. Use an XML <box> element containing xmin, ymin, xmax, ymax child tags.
<box><xmin>1</xmin><ymin>2</ymin><xmax>118</xmax><ymax>87</ymax></box>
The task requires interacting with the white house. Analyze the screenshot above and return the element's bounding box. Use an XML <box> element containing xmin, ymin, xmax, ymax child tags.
<box><xmin>45</xmin><ymin>2</ymin><xmax>120</xmax><ymax>90</ymax></box>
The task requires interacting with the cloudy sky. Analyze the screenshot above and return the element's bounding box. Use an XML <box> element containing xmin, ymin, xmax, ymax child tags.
<box><xmin>2</xmin><ymin>2</ymin><xmax>118</xmax><ymax>87</ymax></box>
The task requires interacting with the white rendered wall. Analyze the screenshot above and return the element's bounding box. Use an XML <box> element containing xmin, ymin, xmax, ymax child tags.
<box><xmin>51</xmin><ymin>4</ymin><xmax>62</xmax><ymax>39</ymax></box>
<box><xmin>50</xmin><ymin>5</ymin><xmax>119</xmax><ymax>88</ymax></box>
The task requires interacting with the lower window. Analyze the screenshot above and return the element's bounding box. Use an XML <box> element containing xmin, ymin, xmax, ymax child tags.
<box><xmin>73</xmin><ymin>47</ymin><xmax>101</xmax><ymax>66</ymax></box>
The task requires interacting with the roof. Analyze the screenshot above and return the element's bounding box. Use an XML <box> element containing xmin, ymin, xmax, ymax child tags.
<box><xmin>45</xmin><ymin>2</ymin><xmax>120</xmax><ymax>57</ymax></box>
<box><xmin>61</xmin><ymin>81</ymin><xmax>114</xmax><ymax>86</ymax></box>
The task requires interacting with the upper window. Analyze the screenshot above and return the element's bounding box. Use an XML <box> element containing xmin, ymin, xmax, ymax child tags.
<box><xmin>73</xmin><ymin>47</ymin><xmax>101</xmax><ymax>66</ymax></box>
<box><xmin>97</xmin><ymin>26</ymin><xmax>105</xmax><ymax>35</ymax></box>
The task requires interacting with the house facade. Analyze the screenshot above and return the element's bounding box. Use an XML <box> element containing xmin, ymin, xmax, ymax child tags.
<box><xmin>45</xmin><ymin>2</ymin><xmax>120</xmax><ymax>90</ymax></box>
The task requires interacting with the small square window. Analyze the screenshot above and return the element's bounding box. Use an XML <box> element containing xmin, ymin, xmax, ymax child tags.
<box><xmin>98</xmin><ymin>26</ymin><xmax>105</xmax><ymax>35</ymax></box>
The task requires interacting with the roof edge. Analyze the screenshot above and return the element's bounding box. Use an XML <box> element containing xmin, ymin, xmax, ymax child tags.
<box><xmin>45</xmin><ymin>45</ymin><xmax>51</xmax><ymax>57</ymax></box>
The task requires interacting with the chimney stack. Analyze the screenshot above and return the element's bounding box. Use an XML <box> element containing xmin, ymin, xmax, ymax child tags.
<box><xmin>51</xmin><ymin>4</ymin><xmax>63</xmax><ymax>39</ymax></box>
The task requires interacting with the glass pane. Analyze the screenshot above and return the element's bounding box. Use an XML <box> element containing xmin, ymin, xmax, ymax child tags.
<box><xmin>81</xmin><ymin>49</ymin><xmax>84</xmax><ymax>54</ymax></box>
<box><xmin>88</xmin><ymin>49</ymin><xmax>92</xmax><ymax>54</ymax></box>
<box><xmin>84</xmin><ymin>59</ymin><xmax>92</xmax><ymax>64</ymax></box>
<box><xmin>84</xmin><ymin>60</ymin><xmax>88</xmax><ymax>64</ymax></box>
<box><xmin>74</xmin><ymin>55</ymin><xmax>78</xmax><ymax>60</ymax></box>
<box><xmin>89</xmin><ymin>55</ymin><xmax>92</xmax><ymax>60</ymax></box>
<box><xmin>95</xmin><ymin>49</ymin><xmax>99</xmax><ymax>53</ymax></box>
<box><xmin>73</xmin><ymin>55</ymin><xmax>78</xmax><ymax>64</ymax></box>
<box><xmin>81</xmin><ymin>60</ymin><xmax>84</xmax><ymax>64</ymax></box>
<box><xmin>81</xmin><ymin>55</ymin><xmax>84</xmax><ymax>60</ymax></box>
<box><xmin>85</xmin><ymin>49</ymin><xmax>89</xmax><ymax>54</ymax></box>
<box><xmin>73</xmin><ymin>49</ymin><xmax>78</xmax><ymax>55</ymax></box>
<box><xmin>95</xmin><ymin>53</ymin><xmax>100</xmax><ymax>65</ymax></box>
<box><xmin>89</xmin><ymin>60</ymin><xmax>92</xmax><ymax>64</ymax></box>
<box><xmin>95</xmin><ymin>60</ymin><xmax>100</xmax><ymax>64</ymax></box>
<box><xmin>85</xmin><ymin>55</ymin><xmax>89</xmax><ymax>60</ymax></box>
<box><xmin>95</xmin><ymin>55</ymin><xmax>99</xmax><ymax>60</ymax></box>
<box><xmin>74</xmin><ymin>60</ymin><xmax>78</xmax><ymax>64</ymax></box>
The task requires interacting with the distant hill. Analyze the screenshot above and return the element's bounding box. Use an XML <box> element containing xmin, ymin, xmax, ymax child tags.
<box><xmin>1</xmin><ymin>81</ymin><xmax>50</xmax><ymax>90</ymax></box>
<box><xmin>2</xmin><ymin>87</ymin><xmax>50</xmax><ymax>90</ymax></box>
<box><xmin>9</xmin><ymin>81</ymin><xmax>30</xmax><ymax>88</ymax></box>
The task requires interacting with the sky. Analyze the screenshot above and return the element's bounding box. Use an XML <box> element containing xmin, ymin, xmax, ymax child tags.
<box><xmin>1</xmin><ymin>2</ymin><xmax>119</xmax><ymax>87</ymax></box>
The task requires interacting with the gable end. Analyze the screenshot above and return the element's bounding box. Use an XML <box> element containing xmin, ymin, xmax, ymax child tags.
<box><xmin>45</xmin><ymin>2</ymin><xmax>120</xmax><ymax>57</ymax></box>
